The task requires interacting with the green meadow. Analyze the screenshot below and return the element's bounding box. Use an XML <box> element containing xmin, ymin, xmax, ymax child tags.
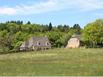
<box><xmin>0</xmin><ymin>48</ymin><xmax>103</xmax><ymax>76</ymax></box>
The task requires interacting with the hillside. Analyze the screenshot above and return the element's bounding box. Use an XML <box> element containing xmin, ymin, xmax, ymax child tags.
<box><xmin>0</xmin><ymin>21</ymin><xmax>81</xmax><ymax>53</ymax></box>
<box><xmin>0</xmin><ymin>48</ymin><xmax>103</xmax><ymax>76</ymax></box>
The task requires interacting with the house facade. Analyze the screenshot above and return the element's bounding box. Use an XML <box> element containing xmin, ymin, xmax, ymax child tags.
<box><xmin>66</xmin><ymin>34</ymin><xmax>80</xmax><ymax>48</ymax></box>
<box><xmin>20</xmin><ymin>36</ymin><xmax>51</xmax><ymax>51</ymax></box>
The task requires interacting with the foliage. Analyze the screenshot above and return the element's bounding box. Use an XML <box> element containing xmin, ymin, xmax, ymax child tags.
<box><xmin>0</xmin><ymin>21</ymin><xmax>80</xmax><ymax>53</ymax></box>
<box><xmin>83</xmin><ymin>19</ymin><xmax>103</xmax><ymax>47</ymax></box>
<box><xmin>57</xmin><ymin>24</ymin><xmax>70</xmax><ymax>32</ymax></box>
<box><xmin>0</xmin><ymin>19</ymin><xmax>103</xmax><ymax>53</ymax></box>
<box><xmin>72</xmin><ymin>24</ymin><xmax>81</xmax><ymax>34</ymax></box>
<box><xmin>48</xmin><ymin>22</ymin><xmax>53</xmax><ymax>31</ymax></box>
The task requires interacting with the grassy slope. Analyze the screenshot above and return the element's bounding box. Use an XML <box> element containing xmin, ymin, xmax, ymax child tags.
<box><xmin>0</xmin><ymin>48</ymin><xmax>103</xmax><ymax>76</ymax></box>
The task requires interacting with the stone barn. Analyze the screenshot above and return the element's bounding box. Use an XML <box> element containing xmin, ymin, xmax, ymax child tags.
<box><xmin>66</xmin><ymin>34</ymin><xmax>81</xmax><ymax>48</ymax></box>
<box><xmin>20</xmin><ymin>36</ymin><xmax>51</xmax><ymax>51</ymax></box>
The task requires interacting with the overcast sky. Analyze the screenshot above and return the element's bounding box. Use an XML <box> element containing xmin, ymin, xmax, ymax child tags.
<box><xmin>0</xmin><ymin>0</ymin><xmax>103</xmax><ymax>27</ymax></box>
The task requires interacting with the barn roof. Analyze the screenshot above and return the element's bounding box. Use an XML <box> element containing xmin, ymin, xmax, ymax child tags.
<box><xmin>71</xmin><ymin>34</ymin><xmax>81</xmax><ymax>40</ymax></box>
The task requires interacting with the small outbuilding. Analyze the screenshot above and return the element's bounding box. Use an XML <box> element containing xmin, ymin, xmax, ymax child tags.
<box><xmin>66</xmin><ymin>34</ymin><xmax>81</xmax><ymax>48</ymax></box>
<box><xmin>20</xmin><ymin>36</ymin><xmax>51</xmax><ymax>51</ymax></box>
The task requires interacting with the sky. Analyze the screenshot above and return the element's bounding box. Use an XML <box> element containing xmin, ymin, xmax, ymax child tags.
<box><xmin>0</xmin><ymin>0</ymin><xmax>103</xmax><ymax>27</ymax></box>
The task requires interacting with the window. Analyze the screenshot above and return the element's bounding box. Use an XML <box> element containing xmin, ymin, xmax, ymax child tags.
<box><xmin>38</xmin><ymin>43</ymin><xmax>40</xmax><ymax>45</ymax></box>
<box><xmin>37</xmin><ymin>41</ymin><xmax>41</xmax><ymax>46</ymax></box>
<box><xmin>46</xmin><ymin>42</ymin><xmax>49</xmax><ymax>46</ymax></box>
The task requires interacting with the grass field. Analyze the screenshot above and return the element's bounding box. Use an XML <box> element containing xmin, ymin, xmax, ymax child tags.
<box><xmin>0</xmin><ymin>48</ymin><xmax>103</xmax><ymax>76</ymax></box>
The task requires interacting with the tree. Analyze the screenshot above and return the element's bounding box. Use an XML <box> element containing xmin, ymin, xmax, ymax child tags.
<box><xmin>0</xmin><ymin>30</ymin><xmax>14</xmax><ymax>50</ymax></box>
<box><xmin>57</xmin><ymin>25</ymin><xmax>69</xmax><ymax>32</ymax></box>
<box><xmin>17</xmin><ymin>20</ymin><xmax>23</xmax><ymax>25</ymax></box>
<box><xmin>72</xmin><ymin>24</ymin><xmax>81</xmax><ymax>34</ymax></box>
<box><xmin>6</xmin><ymin>23</ymin><xmax>20</xmax><ymax>33</ymax></box>
<box><xmin>0</xmin><ymin>23</ymin><xmax>7</xmax><ymax>31</ymax></box>
<box><xmin>46</xmin><ymin>31</ymin><xmax>63</xmax><ymax>47</ymax></box>
<box><xmin>83</xmin><ymin>19</ymin><xmax>103</xmax><ymax>48</ymax></box>
<box><xmin>63</xmin><ymin>25</ymin><xmax>70</xmax><ymax>32</ymax></box>
<box><xmin>48</xmin><ymin>22</ymin><xmax>52</xmax><ymax>31</ymax></box>
<box><xmin>27</xmin><ymin>21</ymin><xmax>31</xmax><ymax>24</ymax></box>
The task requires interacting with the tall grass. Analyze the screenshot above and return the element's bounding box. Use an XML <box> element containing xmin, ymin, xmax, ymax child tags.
<box><xmin>0</xmin><ymin>48</ymin><xmax>103</xmax><ymax>76</ymax></box>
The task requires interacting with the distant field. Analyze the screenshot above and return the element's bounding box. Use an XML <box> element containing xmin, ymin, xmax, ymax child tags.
<box><xmin>0</xmin><ymin>48</ymin><xmax>103</xmax><ymax>76</ymax></box>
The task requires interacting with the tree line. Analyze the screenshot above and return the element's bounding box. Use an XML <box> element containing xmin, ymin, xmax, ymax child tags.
<box><xmin>0</xmin><ymin>19</ymin><xmax>103</xmax><ymax>53</ymax></box>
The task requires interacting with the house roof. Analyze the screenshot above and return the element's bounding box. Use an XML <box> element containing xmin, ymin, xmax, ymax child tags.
<box><xmin>32</xmin><ymin>36</ymin><xmax>49</xmax><ymax>42</ymax></box>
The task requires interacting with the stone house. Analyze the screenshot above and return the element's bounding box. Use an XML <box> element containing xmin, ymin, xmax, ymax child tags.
<box><xmin>20</xmin><ymin>36</ymin><xmax>51</xmax><ymax>51</ymax></box>
<box><xmin>66</xmin><ymin>34</ymin><xmax>81</xmax><ymax>48</ymax></box>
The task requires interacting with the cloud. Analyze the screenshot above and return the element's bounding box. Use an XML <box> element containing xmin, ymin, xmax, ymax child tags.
<box><xmin>0</xmin><ymin>0</ymin><xmax>103</xmax><ymax>15</ymax></box>
<box><xmin>0</xmin><ymin>7</ymin><xmax>17</xmax><ymax>15</ymax></box>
